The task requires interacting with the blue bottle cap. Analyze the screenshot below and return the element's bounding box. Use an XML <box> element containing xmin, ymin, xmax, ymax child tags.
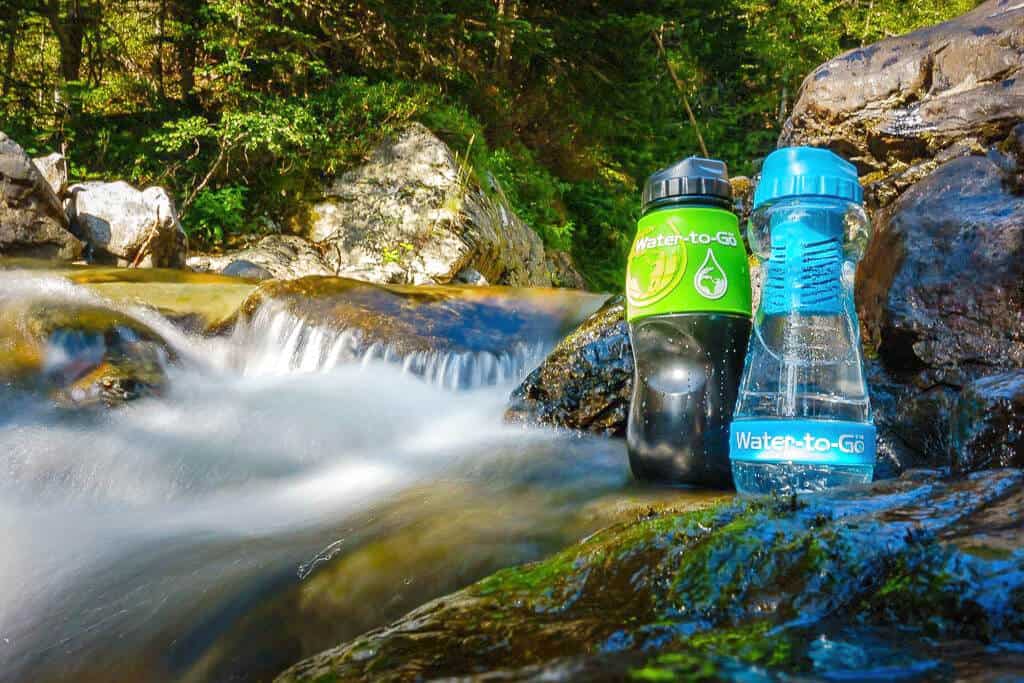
<box><xmin>753</xmin><ymin>147</ymin><xmax>863</xmax><ymax>209</ymax></box>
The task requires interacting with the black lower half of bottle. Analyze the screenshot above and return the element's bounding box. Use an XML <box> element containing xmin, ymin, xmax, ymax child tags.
<box><xmin>627</xmin><ymin>313</ymin><xmax>751</xmax><ymax>489</ymax></box>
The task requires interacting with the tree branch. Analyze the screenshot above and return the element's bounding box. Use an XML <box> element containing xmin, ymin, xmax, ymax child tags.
<box><xmin>652</xmin><ymin>27</ymin><xmax>709</xmax><ymax>158</ymax></box>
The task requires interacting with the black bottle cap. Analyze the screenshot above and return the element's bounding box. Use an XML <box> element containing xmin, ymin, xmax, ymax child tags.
<box><xmin>642</xmin><ymin>157</ymin><xmax>732</xmax><ymax>213</ymax></box>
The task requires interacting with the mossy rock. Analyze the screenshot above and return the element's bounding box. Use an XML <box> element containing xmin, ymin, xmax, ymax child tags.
<box><xmin>277</xmin><ymin>469</ymin><xmax>1024</xmax><ymax>682</ymax></box>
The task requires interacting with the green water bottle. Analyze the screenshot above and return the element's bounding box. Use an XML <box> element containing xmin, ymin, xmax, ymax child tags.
<box><xmin>626</xmin><ymin>157</ymin><xmax>752</xmax><ymax>488</ymax></box>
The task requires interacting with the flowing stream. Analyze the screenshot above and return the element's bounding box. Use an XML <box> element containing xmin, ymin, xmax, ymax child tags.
<box><xmin>0</xmin><ymin>268</ymin><xmax>703</xmax><ymax>683</ymax></box>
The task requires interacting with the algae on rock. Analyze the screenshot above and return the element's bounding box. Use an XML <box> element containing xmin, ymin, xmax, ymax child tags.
<box><xmin>277</xmin><ymin>469</ymin><xmax>1024</xmax><ymax>682</ymax></box>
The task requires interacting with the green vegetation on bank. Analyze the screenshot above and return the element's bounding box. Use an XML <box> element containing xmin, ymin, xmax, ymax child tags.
<box><xmin>1</xmin><ymin>0</ymin><xmax>976</xmax><ymax>289</ymax></box>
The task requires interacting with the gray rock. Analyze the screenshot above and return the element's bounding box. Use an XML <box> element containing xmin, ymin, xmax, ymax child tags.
<box><xmin>0</xmin><ymin>132</ymin><xmax>82</xmax><ymax>260</ymax></box>
<box><xmin>221</xmin><ymin>259</ymin><xmax>273</xmax><ymax>281</ymax></box>
<box><xmin>781</xmin><ymin>0</ymin><xmax>1024</xmax><ymax>210</ymax></box>
<box><xmin>187</xmin><ymin>234</ymin><xmax>334</xmax><ymax>279</ymax></box>
<box><xmin>67</xmin><ymin>181</ymin><xmax>187</xmax><ymax>267</ymax></box>
<box><xmin>32</xmin><ymin>152</ymin><xmax>68</xmax><ymax>197</ymax></box>
<box><xmin>303</xmin><ymin>123</ymin><xmax>552</xmax><ymax>287</ymax></box>
<box><xmin>453</xmin><ymin>267</ymin><xmax>488</xmax><ymax>286</ymax></box>
<box><xmin>951</xmin><ymin>370</ymin><xmax>1024</xmax><ymax>474</ymax></box>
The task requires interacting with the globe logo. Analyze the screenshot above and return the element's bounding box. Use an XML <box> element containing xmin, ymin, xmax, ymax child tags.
<box><xmin>627</xmin><ymin>222</ymin><xmax>687</xmax><ymax>308</ymax></box>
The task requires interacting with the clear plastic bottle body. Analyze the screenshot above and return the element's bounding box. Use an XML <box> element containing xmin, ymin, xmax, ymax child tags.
<box><xmin>731</xmin><ymin>197</ymin><xmax>875</xmax><ymax>494</ymax></box>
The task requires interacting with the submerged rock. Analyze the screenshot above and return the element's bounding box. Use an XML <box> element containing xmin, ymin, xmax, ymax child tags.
<box><xmin>187</xmin><ymin>234</ymin><xmax>335</xmax><ymax>280</ymax></box>
<box><xmin>0</xmin><ymin>298</ymin><xmax>174</xmax><ymax>407</ymax></box>
<box><xmin>781</xmin><ymin>0</ymin><xmax>1024</xmax><ymax>210</ymax></box>
<box><xmin>0</xmin><ymin>132</ymin><xmax>82</xmax><ymax>261</ymax></box>
<box><xmin>951</xmin><ymin>370</ymin><xmax>1024</xmax><ymax>474</ymax></box>
<box><xmin>277</xmin><ymin>469</ymin><xmax>1024</xmax><ymax>682</ymax></box>
<box><xmin>506</xmin><ymin>296</ymin><xmax>631</xmax><ymax>436</ymax></box>
<box><xmin>67</xmin><ymin>181</ymin><xmax>188</xmax><ymax>268</ymax></box>
<box><xmin>301</xmin><ymin>123</ymin><xmax>553</xmax><ymax>287</ymax></box>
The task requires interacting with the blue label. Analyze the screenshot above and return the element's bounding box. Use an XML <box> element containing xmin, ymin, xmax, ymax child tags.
<box><xmin>729</xmin><ymin>418</ymin><xmax>876</xmax><ymax>466</ymax></box>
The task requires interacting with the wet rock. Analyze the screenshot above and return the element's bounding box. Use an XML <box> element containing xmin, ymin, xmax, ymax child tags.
<box><xmin>67</xmin><ymin>181</ymin><xmax>188</xmax><ymax>268</ymax></box>
<box><xmin>235</xmin><ymin>277</ymin><xmax>605</xmax><ymax>386</ymax></box>
<box><xmin>951</xmin><ymin>370</ymin><xmax>1024</xmax><ymax>474</ymax></box>
<box><xmin>276</xmin><ymin>469</ymin><xmax>1024</xmax><ymax>682</ymax></box>
<box><xmin>781</xmin><ymin>0</ymin><xmax>1024</xmax><ymax>211</ymax></box>
<box><xmin>0</xmin><ymin>298</ymin><xmax>174</xmax><ymax>407</ymax></box>
<box><xmin>0</xmin><ymin>132</ymin><xmax>82</xmax><ymax>261</ymax></box>
<box><xmin>187</xmin><ymin>235</ymin><xmax>334</xmax><ymax>280</ymax></box>
<box><xmin>545</xmin><ymin>250</ymin><xmax>587</xmax><ymax>290</ymax></box>
<box><xmin>301</xmin><ymin>123</ymin><xmax>552</xmax><ymax>287</ymax></box>
<box><xmin>32</xmin><ymin>152</ymin><xmax>68</xmax><ymax>197</ymax></box>
<box><xmin>856</xmin><ymin>154</ymin><xmax>1024</xmax><ymax>467</ymax></box>
<box><xmin>506</xmin><ymin>296</ymin><xmax>631</xmax><ymax>436</ymax></box>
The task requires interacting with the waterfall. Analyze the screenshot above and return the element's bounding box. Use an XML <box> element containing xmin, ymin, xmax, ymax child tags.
<box><xmin>227</xmin><ymin>301</ymin><xmax>551</xmax><ymax>389</ymax></box>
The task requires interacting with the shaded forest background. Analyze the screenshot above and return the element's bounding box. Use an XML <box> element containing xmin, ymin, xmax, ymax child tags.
<box><xmin>0</xmin><ymin>0</ymin><xmax>976</xmax><ymax>289</ymax></box>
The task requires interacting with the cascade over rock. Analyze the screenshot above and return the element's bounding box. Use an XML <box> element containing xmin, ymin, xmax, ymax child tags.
<box><xmin>301</xmin><ymin>123</ymin><xmax>558</xmax><ymax>287</ymax></box>
<box><xmin>780</xmin><ymin>0</ymin><xmax>1024</xmax><ymax>210</ymax></box>
<box><xmin>233</xmin><ymin>276</ymin><xmax>604</xmax><ymax>386</ymax></box>
<box><xmin>0</xmin><ymin>132</ymin><xmax>83</xmax><ymax>261</ymax></box>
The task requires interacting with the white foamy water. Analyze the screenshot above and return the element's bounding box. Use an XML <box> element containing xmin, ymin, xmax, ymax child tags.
<box><xmin>0</xmin><ymin>270</ymin><xmax>630</xmax><ymax>683</ymax></box>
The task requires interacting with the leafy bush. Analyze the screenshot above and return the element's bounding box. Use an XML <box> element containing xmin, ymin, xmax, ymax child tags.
<box><xmin>185</xmin><ymin>186</ymin><xmax>249</xmax><ymax>243</ymax></box>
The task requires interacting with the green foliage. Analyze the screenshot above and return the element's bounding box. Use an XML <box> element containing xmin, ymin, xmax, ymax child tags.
<box><xmin>186</xmin><ymin>186</ymin><xmax>249</xmax><ymax>243</ymax></box>
<box><xmin>0</xmin><ymin>0</ymin><xmax>980</xmax><ymax>287</ymax></box>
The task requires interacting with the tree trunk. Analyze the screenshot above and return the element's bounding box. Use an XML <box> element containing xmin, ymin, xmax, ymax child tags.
<box><xmin>41</xmin><ymin>0</ymin><xmax>87</xmax><ymax>82</ymax></box>
<box><xmin>156</xmin><ymin>0</ymin><xmax>167</xmax><ymax>100</ymax></box>
<box><xmin>494</xmin><ymin>0</ymin><xmax>516</xmax><ymax>82</ymax></box>
<box><xmin>172</xmin><ymin>0</ymin><xmax>201</xmax><ymax>107</ymax></box>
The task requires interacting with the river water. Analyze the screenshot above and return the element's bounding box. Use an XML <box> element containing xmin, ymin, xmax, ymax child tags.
<box><xmin>0</xmin><ymin>268</ymin><xmax>701</xmax><ymax>682</ymax></box>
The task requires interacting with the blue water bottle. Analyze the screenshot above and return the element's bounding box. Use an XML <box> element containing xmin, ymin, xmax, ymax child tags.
<box><xmin>730</xmin><ymin>147</ymin><xmax>875</xmax><ymax>494</ymax></box>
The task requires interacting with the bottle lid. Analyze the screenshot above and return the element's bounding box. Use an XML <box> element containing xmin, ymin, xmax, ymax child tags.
<box><xmin>642</xmin><ymin>157</ymin><xmax>732</xmax><ymax>212</ymax></box>
<box><xmin>753</xmin><ymin>147</ymin><xmax>863</xmax><ymax>209</ymax></box>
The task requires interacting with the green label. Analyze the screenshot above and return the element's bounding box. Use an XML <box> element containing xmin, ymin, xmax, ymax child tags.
<box><xmin>626</xmin><ymin>207</ymin><xmax>751</xmax><ymax>322</ymax></box>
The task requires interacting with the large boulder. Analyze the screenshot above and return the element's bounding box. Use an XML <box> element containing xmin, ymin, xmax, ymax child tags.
<box><xmin>951</xmin><ymin>370</ymin><xmax>1024</xmax><ymax>474</ymax></box>
<box><xmin>856</xmin><ymin>153</ymin><xmax>1024</xmax><ymax>468</ymax></box>
<box><xmin>277</xmin><ymin>468</ymin><xmax>1024</xmax><ymax>682</ymax></box>
<box><xmin>780</xmin><ymin>0</ymin><xmax>1024</xmax><ymax>209</ymax></box>
<box><xmin>67</xmin><ymin>181</ymin><xmax>187</xmax><ymax>268</ymax></box>
<box><xmin>32</xmin><ymin>152</ymin><xmax>69</xmax><ymax>197</ymax></box>
<box><xmin>188</xmin><ymin>235</ymin><xmax>334</xmax><ymax>280</ymax></box>
<box><xmin>302</xmin><ymin>123</ymin><xmax>552</xmax><ymax>287</ymax></box>
<box><xmin>0</xmin><ymin>133</ymin><xmax>82</xmax><ymax>260</ymax></box>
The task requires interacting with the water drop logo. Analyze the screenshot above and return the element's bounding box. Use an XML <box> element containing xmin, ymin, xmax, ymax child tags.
<box><xmin>694</xmin><ymin>248</ymin><xmax>728</xmax><ymax>300</ymax></box>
